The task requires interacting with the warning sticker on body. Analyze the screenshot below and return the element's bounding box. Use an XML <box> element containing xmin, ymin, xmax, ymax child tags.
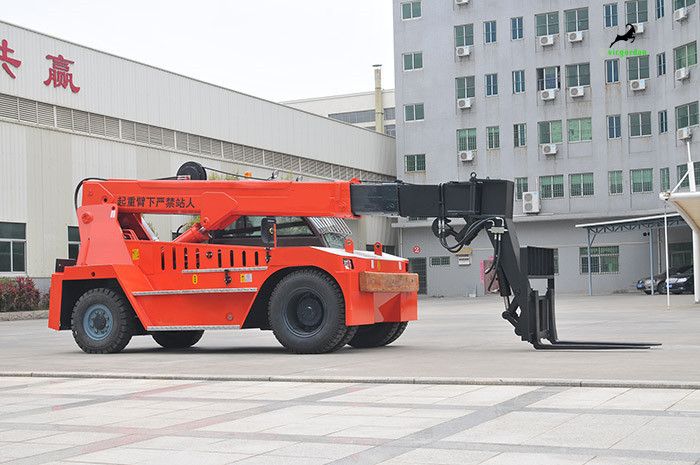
<box><xmin>240</xmin><ymin>273</ymin><xmax>253</xmax><ymax>283</ymax></box>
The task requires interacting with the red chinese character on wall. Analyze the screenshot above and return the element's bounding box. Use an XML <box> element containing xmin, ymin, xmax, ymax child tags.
<box><xmin>43</xmin><ymin>54</ymin><xmax>80</xmax><ymax>93</ymax></box>
<box><xmin>0</xmin><ymin>39</ymin><xmax>21</xmax><ymax>79</ymax></box>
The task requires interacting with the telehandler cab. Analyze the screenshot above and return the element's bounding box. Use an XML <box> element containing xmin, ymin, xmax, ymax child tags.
<box><xmin>48</xmin><ymin>162</ymin><xmax>658</xmax><ymax>353</ymax></box>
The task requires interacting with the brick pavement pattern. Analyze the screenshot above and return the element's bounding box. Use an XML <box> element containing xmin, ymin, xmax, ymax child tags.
<box><xmin>0</xmin><ymin>376</ymin><xmax>698</xmax><ymax>465</ymax></box>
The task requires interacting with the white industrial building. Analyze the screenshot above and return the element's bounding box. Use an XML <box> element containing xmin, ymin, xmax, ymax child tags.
<box><xmin>283</xmin><ymin>67</ymin><xmax>396</xmax><ymax>137</ymax></box>
<box><xmin>0</xmin><ymin>21</ymin><xmax>397</xmax><ymax>290</ymax></box>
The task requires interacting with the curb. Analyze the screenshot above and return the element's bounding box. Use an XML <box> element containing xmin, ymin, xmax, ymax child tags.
<box><xmin>1</xmin><ymin>371</ymin><xmax>698</xmax><ymax>390</ymax></box>
<box><xmin>0</xmin><ymin>310</ymin><xmax>48</xmax><ymax>322</ymax></box>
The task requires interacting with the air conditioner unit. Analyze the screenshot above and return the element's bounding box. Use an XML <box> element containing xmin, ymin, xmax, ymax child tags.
<box><xmin>540</xmin><ymin>89</ymin><xmax>557</xmax><ymax>101</ymax></box>
<box><xmin>459</xmin><ymin>150</ymin><xmax>475</xmax><ymax>162</ymax></box>
<box><xmin>539</xmin><ymin>34</ymin><xmax>555</xmax><ymax>46</ymax></box>
<box><xmin>677</xmin><ymin>127</ymin><xmax>693</xmax><ymax>140</ymax></box>
<box><xmin>567</xmin><ymin>31</ymin><xmax>583</xmax><ymax>43</ymax></box>
<box><xmin>633</xmin><ymin>22</ymin><xmax>645</xmax><ymax>34</ymax></box>
<box><xmin>522</xmin><ymin>191</ymin><xmax>541</xmax><ymax>214</ymax></box>
<box><xmin>457</xmin><ymin>97</ymin><xmax>473</xmax><ymax>109</ymax></box>
<box><xmin>455</xmin><ymin>0</ymin><xmax>469</xmax><ymax>5</ymax></box>
<box><xmin>675</xmin><ymin>67</ymin><xmax>690</xmax><ymax>81</ymax></box>
<box><xmin>456</xmin><ymin>45</ymin><xmax>472</xmax><ymax>57</ymax></box>
<box><xmin>541</xmin><ymin>143</ymin><xmax>558</xmax><ymax>155</ymax></box>
<box><xmin>630</xmin><ymin>79</ymin><xmax>647</xmax><ymax>91</ymax></box>
<box><xmin>569</xmin><ymin>86</ymin><xmax>585</xmax><ymax>98</ymax></box>
<box><xmin>673</xmin><ymin>7</ymin><xmax>688</xmax><ymax>21</ymax></box>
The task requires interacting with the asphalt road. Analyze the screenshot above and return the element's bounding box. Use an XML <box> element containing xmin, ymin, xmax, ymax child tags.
<box><xmin>1</xmin><ymin>294</ymin><xmax>699</xmax><ymax>384</ymax></box>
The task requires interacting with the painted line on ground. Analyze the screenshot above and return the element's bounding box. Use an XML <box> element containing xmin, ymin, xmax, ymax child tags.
<box><xmin>1</xmin><ymin>371</ymin><xmax>699</xmax><ymax>389</ymax></box>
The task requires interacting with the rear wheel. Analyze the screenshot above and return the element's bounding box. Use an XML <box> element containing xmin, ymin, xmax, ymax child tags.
<box><xmin>268</xmin><ymin>269</ymin><xmax>349</xmax><ymax>354</ymax></box>
<box><xmin>152</xmin><ymin>331</ymin><xmax>204</xmax><ymax>349</ymax></box>
<box><xmin>385</xmin><ymin>322</ymin><xmax>408</xmax><ymax>345</ymax></box>
<box><xmin>349</xmin><ymin>321</ymin><xmax>407</xmax><ymax>348</ymax></box>
<box><xmin>71</xmin><ymin>288</ymin><xmax>136</xmax><ymax>354</ymax></box>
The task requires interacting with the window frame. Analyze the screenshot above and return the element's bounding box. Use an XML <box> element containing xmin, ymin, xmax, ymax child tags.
<box><xmin>456</xmin><ymin>76</ymin><xmax>476</xmax><ymax>99</ymax></box>
<box><xmin>401</xmin><ymin>1</ymin><xmax>422</xmax><ymax>20</ymax></box>
<box><xmin>485</xmin><ymin>73</ymin><xmax>499</xmax><ymax>96</ymax></box>
<box><xmin>673</xmin><ymin>41</ymin><xmax>698</xmax><ymax>71</ymax></box>
<box><xmin>404</xmin><ymin>103</ymin><xmax>425</xmax><ymax>122</ymax></box>
<box><xmin>626</xmin><ymin>0</ymin><xmax>649</xmax><ymax>23</ymax></box>
<box><xmin>570</xmin><ymin>172</ymin><xmax>595</xmax><ymax>197</ymax></box>
<box><xmin>605</xmin><ymin>58</ymin><xmax>620</xmax><ymax>83</ymax></box>
<box><xmin>539</xmin><ymin>174</ymin><xmax>565</xmax><ymax>199</ymax></box>
<box><xmin>455</xmin><ymin>24</ymin><xmax>475</xmax><ymax>47</ymax></box>
<box><xmin>457</xmin><ymin>128</ymin><xmax>477</xmax><ymax>151</ymax></box>
<box><xmin>580</xmin><ymin>246</ymin><xmax>620</xmax><ymax>274</ymax></box>
<box><xmin>629</xmin><ymin>111</ymin><xmax>652</xmax><ymax>137</ymax></box>
<box><xmin>604</xmin><ymin>3</ymin><xmax>619</xmax><ymax>27</ymax></box>
<box><xmin>657</xmin><ymin>52</ymin><xmax>667</xmax><ymax>76</ymax></box>
<box><xmin>486</xmin><ymin>126</ymin><xmax>500</xmax><ymax>149</ymax></box>
<box><xmin>609</xmin><ymin>170</ymin><xmax>624</xmax><ymax>195</ymax></box>
<box><xmin>630</xmin><ymin>168</ymin><xmax>654</xmax><ymax>193</ymax></box>
<box><xmin>512</xmin><ymin>69</ymin><xmax>526</xmax><ymax>93</ymax></box>
<box><xmin>564</xmin><ymin>7</ymin><xmax>589</xmax><ymax>32</ymax></box>
<box><xmin>537</xmin><ymin>66</ymin><xmax>561</xmax><ymax>90</ymax></box>
<box><xmin>566</xmin><ymin>63</ymin><xmax>591</xmax><ymax>87</ymax></box>
<box><xmin>675</xmin><ymin>101</ymin><xmax>700</xmax><ymax>129</ymax></box>
<box><xmin>515</xmin><ymin>177</ymin><xmax>528</xmax><ymax>200</ymax></box>
<box><xmin>402</xmin><ymin>51</ymin><xmax>423</xmax><ymax>71</ymax></box>
<box><xmin>608</xmin><ymin>115</ymin><xmax>622</xmax><ymax>139</ymax></box>
<box><xmin>568</xmin><ymin>117</ymin><xmax>593</xmax><ymax>142</ymax></box>
<box><xmin>0</xmin><ymin>222</ymin><xmax>27</xmax><ymax>274</ymax></box>
<box><xmin>660</xmin><ymin>167</ymin><xmax>671</xmax><ymax>191</ymax></box>
<box><xmin>514</xmin><ymin>123</ymin><xmax>527</xmax><ymax>147</ymax></box>
<box><xmin>429</xmin><ymin>256</ymin><xmax>451</xmax><ymax>267</ymax></box>
<box><xmin>535</xmin><ymin>12</ymin><xmax>560</xmax><ymax>36</ymax></box>
<box><xmin>538</xmin><ymin>120</ymin><xmax>563</xmax><ymax>144</ymax></box>
<box><xmin>627</xmin><ymin>55</ymin><xmax>650</xmax><ymax>80</ymax></box>
<box><xmin>659</xmin><ymin>110</ymin><xmax>669</xmax><ymax>133</ymax></box>
<box><xmin>511</xmin><ymin>16</ymin><xmax>524</xmax><ymax>40</ymax></box>
<box><xmin>484</xmin><ymin>20</ymin><xmax>497</xmax><ymax>44</ymax></box>
<box><xmin>404</xmin><ymin>154</ymin><xmax>426</xmax><ymax>173</ymax></box>
<box><xmin>68</xmin><ymin>225</ymin><xmax>80</xmax><ymax>260</ymax></box>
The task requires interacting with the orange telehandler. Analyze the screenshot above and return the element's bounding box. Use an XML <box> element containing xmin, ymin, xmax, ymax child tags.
<box><xmin>48</xmin><ymin>162</ymin><xmax>658</xmax><ymax>353</ymax></box>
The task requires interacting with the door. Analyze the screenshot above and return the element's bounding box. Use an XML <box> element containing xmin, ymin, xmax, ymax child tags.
<box><xmin>408</xmin><ymin>257</ymin><xmax>427</xmax><ymax>295</ymax></box>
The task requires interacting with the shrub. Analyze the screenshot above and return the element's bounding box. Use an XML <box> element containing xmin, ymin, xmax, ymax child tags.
<box><xmin>0</xmin><ymin>277</ymin><xmax>41</xmax><ymax>312</ymax></box>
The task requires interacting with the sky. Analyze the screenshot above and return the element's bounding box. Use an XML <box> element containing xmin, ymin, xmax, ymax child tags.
<box><xmin>1</xmin><ymin>0</ymin><xmax>395</xmax><ymax>102</ymax></box>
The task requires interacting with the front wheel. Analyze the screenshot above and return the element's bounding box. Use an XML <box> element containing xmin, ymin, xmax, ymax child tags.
<box><xmin>71</xmin><ymin>288</ymin><xmax>136</xmax><ymax>354</ymax></box>
<box><xmin>268</xmin><ymin>269</ymin><xmax>350</xmax><ymax>354</ymax></box>
<box><xmin>152</xmin><ymin>331</ymin><xmax>204</xmax><ymax>349</ymax></box>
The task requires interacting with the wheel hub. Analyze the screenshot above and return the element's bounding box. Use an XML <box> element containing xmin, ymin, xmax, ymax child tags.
<box><xmin>283</xmin><ymin>290</ymin><xmax>326</xmax><ymax>337</ymax></box>
<box><xmin>83</xmin><ymin>304</ymin><xmax>113</xmax><ymax>341</ymax></box>
<box><xmin>297</xmin><ymin>297</ymin><xmax>323</xmax><ymax>327</ymax></box>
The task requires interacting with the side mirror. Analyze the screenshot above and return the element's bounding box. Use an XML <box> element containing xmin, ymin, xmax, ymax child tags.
<box><xmin>261</xmin><ymin>217</ymin><xmax>277</xmax><ymax>247</ymax></box>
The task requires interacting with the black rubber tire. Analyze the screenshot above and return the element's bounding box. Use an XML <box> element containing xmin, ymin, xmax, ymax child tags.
<box><xmin>330</xmin><ymin>325</ymin><xmax>358</xmax><ymax>351</ymax></box>
<box><xmin>349</xmin><ymin>322</ymin><xmax>403</xmax><ymax>348</ymax></box>
<box><xmin>268</xmin><ymin>269</ymin><xmax>349</xmax><ymax>354</ymax></box>
<box><xmin>385</xmin><ymin>321</ymin><xmax>408</xmax><ymax>345</ymax></box>
<box><xmin>644</xmin><ymin>290</ymin><xmax>651</xmax><ymax>295</ymax></box>
<box><xmin>71</xmin><ymin>288</ymin><xmax>136</xmax><ymax>354</ymax></box>
<box><xmin>657</xmin><ymin>283</ymin><xmax>666</xmax><ymax>294</ymax></box>
<box><xmin>152</xmin><ymin>331</ymin><xmax>204</xmax><ymax>349</ymax></box>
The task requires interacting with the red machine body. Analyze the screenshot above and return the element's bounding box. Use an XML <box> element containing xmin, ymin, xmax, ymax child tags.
<box><xmin>48</xmin><ymin>176</ymin><xmax>418</xmax><ymax>350</ymax></box>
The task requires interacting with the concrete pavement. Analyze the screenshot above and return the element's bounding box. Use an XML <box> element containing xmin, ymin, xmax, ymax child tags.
<box><xmin>0</xmin><ymin>376</ymin><xmax>699</xmax><ymax>465</ymax></box>
<box><xmin>1</xmin><ymin>294</ymin><xmax>699</xmax><ymax>385</ymax></box>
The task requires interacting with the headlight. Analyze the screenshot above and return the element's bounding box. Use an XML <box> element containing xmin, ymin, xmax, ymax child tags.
<box><xmin>677</xmin><ymin>277</ymin><xmax>688</xmax><ymax>283</ymax></box>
